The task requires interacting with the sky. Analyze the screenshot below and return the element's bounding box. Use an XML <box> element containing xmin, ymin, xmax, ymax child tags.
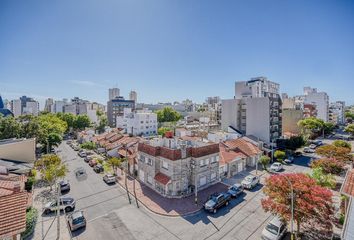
<box><xmin>1</xmin><ymin>0</ymin><xmax>354</xmax><ymax>108</ymax></box>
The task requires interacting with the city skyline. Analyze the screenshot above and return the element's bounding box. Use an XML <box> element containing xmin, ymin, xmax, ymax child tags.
<box><xmin>1</xmin><ymin>0</ymin><xmax>354</xmax><ymax>106</ymax></box>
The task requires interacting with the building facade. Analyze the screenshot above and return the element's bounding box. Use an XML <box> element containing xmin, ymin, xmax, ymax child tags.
<box><xmin>109</xmin><ymin>88</ymin><xmax>120</xmax><ymax>101</ymax></box>
<box><xmin>107</xmin><ymin>96</ymin><xmax>135</xmax><ymax>127</ymax></box>
<box><xmin>137</xmin><ymin>137</ymin><xmax>220</xmax><ymax>197</ymax></box>
<box><xmin>11</xmin><ymin>99</ymin><xmax>22</xmax><ymax>117</ymax></box>
<box><xmin>116</xmin><ymin>108</ymin><xmax>157</xmax><ymax>136</ymax></box>
<box><xmin>129</xmin><ymin>90</ymin><xmax>137</xmax><ymax>103</ymax></box>
<box><xmin>329</xmin><ymin>101</ymin><xmax>345</xmax><ymax>125</ymax></box>
<box><xmin>303</xmin><ymin>87</ymin><xmax>329</xmax><ymax>122</ymax></box>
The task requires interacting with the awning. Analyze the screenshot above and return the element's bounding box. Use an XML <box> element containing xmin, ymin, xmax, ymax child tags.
<box><xmin>154</xmin><ymin>172</ymin><xmax>171</xmax><ymax>185</ymax></box>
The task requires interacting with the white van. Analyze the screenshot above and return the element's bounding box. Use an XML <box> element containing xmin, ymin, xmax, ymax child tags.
<box><xmin>261</xmin><ymin>216</ymin><xmax>287</xmax><ymax>240</ymax></box>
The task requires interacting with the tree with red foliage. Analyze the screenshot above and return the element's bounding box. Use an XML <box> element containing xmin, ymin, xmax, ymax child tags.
<box><xmin>310</xmin><ymin>158</ymin><xmax>345</xmax><ymax>175</ymax></box>
<box><xmin>261</xmin><ymin>173</ymin><xmax>334</xmax><ymax>236</ymax></box>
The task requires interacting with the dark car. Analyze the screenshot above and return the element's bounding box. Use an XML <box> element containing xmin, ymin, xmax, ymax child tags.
<box><xmin>93</xmin><ymin>164</ymin><xmax>104</xmax><ymax>173</ymax></box>
<box><xmin>84</xmin><ymin>156</ymin><xmax>92</xmax><ymax>163</ymax></box>
<box><xmin>59</xmin><ymin>180</ymin><xmax>70</xmax><ymax>192</ymax></box>
<box><xmin>227</xmin><ymin>184</ymin><xmax>244</xmax><ymax>198</ymax></box>
<box><xmin>204</xmin><ymin>192</ymin><xmax>231</xmax><ymax>213</ymax></box>
<box><xmin>68</xmin><ymin>211</ymin><xmax>86</xmax><ymax>231</ymax></box>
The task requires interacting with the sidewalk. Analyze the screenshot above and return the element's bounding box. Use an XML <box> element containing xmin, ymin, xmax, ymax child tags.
<box><xmin>116</xmin><ymin>175</ymin><xmax>228</xmax><ymax>217</ymax></box>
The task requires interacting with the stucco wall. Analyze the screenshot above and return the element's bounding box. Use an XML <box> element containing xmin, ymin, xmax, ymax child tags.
<box><xmin>0</xmin><ymin>138</ymin><xmax>36</xmax><ymax>163</ymax></box>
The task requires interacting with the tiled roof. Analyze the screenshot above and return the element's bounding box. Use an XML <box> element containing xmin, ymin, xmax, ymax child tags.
<box><xmin>223</xmin><ymin>138</ymin><xmax>261</xmax><ymax>157</ymax></box>
<box><xmin>0</xmin><ymin>192</ymin><xmax>28</xmax><ymax>238</ymax></box>
<box><xmin>154</xmin><ymin>172</ymin><xmax>171</xmax><ymax>185</ymax></box>
<box><xmin>342</xmin><ymin>169</ymin><xmax>354</xmax><ymax>197</ymax></box>
<box><xmin>219</xmin><ymin>143</ymin><xmax>247</xmax><ymax>166</ymax></box>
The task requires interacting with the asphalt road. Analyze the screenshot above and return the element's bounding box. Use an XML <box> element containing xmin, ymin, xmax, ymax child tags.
<box><xmin>52</xmin><ymin>141</ymin><xmax>274</xmax><ymax>240</ymax></box>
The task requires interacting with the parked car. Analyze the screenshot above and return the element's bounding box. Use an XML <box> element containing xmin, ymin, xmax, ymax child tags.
<box><xmin>44</xmin><ymin>197</ymin><xmax>75</xmax><ymax>214</ymax></box>
<box><xmin>241</xmin><ymin>175</ymin><xmax>260</xmax><ymax>189</ymax></box>
<box><xmin>59</xmin><ymin>180</ymin><xmax>70</xmax><ymax>192</ymax></box>
<box><xmin>78</xmin><ymin>150</ymin><xmax>87</xmax><ymax>158</ymax></box>
<box><xmin>84</xmin><ymin>156</ymin><xmax>93</xmax><ymax>163</ymax></box>
<box><xmin>93</xmin><ymin>164</ymin><xmax>104</xmax><ymax>173</ymax></box>
<box><xmin>294</xmin><ymin>151</ymin><xmax>302</xmax><ymax>157</ymax></box>
<box><xmin>261</xmin><ymin>216</ymin><xmax>287</xmax><ymax>240</ymax></box>
<box><xmin>67</xmin><ymin>140</ymin><xmax>72</xmax><ymax>144</ymax></box>
<box><xmin>314</xmin><ymin>140</ymin><xmax>323</xmax><ymax>146</ymax></box>
<box><xmin>227</xmin><ymin>184</ymin><xmax>244</xmax><ymax>198</ymax></box>
<box><xmin>204</xmin><ymin>192</ymin><xmax>231</xmax><ymax>213</ymax></box>
<box><xmin>303</xmin><ymin>147</ymin><xmax>315</xmax><ymax>153</ymax></box>
<box><xmin>103</xmin><ymin>174</ymin><xmax>116</xmax><ymax>184</ymax></box>
<box><xmin>68</xmin><ymin>211</ymin><xmax>86</xmax><ymax>231</ymax></box>
<box><xmin>86</xmin><ymin>151</ymin><xmax>94</xmax><ymax>156</ymax></box>
<box><xmin>309</xmin><ymin>144</ymin><xmax>317</xmax><ymax>149</ymax></box>
<box><xmin>89</xmin><ymin>159</ymin><xmax>98</xmax><ymax>167</ymax></box>
<box><xmin>270</xmin><ymin>162</ymin><xmax>283</xmax><ymax>172</ymax></box>
<box><xmin>284</xmin><ymin>157</ymin><xmax>293</xmax><ymax>164</ymax></box>
<box><xmin>73</xmin><ymin>146</ymin><xmax>80</xmax><ymax>151</ymax></box>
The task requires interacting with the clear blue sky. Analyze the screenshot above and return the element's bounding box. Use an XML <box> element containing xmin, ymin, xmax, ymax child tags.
<box><xmin>1</xmin><ymin>0</ymin><xmax>354</xmax><ymax>108</ymax></box>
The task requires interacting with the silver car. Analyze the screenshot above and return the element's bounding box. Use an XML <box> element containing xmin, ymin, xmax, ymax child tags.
<box><xmin>44</xmin><ymin>197</ymin><xmax>75</xmax><ymax>214</ymax></box>
<box><xmin>103</xmin><ymin>174</ymin><xmax>116</xmax><ymax>184</ymax></box>
<box><xmin>68</xmin><ymin>211</ymin><xmax>86</xmax><ymax>231</ymax></box>
<box><xmin>261</xmin><ymin>216</ymin><xmax>287</xmax><ymax>240</ymax></box>
<box><xmin>241</xmin><ymin>175</ymin><xmax>259</xmax><ymax>189</ymax></box>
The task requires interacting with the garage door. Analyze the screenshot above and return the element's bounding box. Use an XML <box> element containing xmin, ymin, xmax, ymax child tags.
<box><xmin>237</xmin><ymin>163</ymin><xmax>243</xmax><ymax>172</ymax></box>
<box><xmin>139</xmin><ymin>170</ymin><xmax>145</xmax><ymax>182</ymax></box>
<box><xmin>199</xmin><ymin>176</ymin><xmax>207</xmax><ymax>186</ymax></box>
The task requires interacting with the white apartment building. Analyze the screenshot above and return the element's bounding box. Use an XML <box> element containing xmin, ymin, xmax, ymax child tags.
<box><xmin>109</xmin><ymin>88</ymin><xmax>120</xmax><ymax>101</ymax></box>
<box><xmin>129</xmin><ymin>90</ymin><xmax>137</xmax><ymax>103</ymax></box>
<box><xmin>303</xmin><ymin>87</ymin><xmax>329</xmax><ymax>122</ymax></box>
<box><xmin>11</xmin><ymin>99</ymin><xmax>22</xmax><ymax>117</ymax></box>
<box><xmin>44</xmin><ymin>98</ymin><xmax>54</xmax><ymax>112</ymax></box>
<box><xmin>54</xmin><ymin>100</ymin><xmax>65</xmax><ymax>113</ymax></box>
<box><xmin>221</xmin><ymin>77</ymin><xmax>282</xmax><ymax>144</ymax></box>
<box><xmin>116</xmin><ymin>108</ymin><xmax>157</xmax><ymax>136</ymax></box>
<box><xmin>23</xmin><ymin>101</ymin><xmax>39</xmax><ymax>116</ymax></box>
<box><xmin>329</xmin><ymin>101</ymin><xmax>345</xmax><ymax>125</ymax></box>
<box><xmin>64</xmin><ymin>104</ymin><xmax>76</xmax><ymax>114</ymax></box>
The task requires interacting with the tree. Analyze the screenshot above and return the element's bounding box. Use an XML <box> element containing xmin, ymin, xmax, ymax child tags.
<box><xmin>309</xmin><ymin>167</ymin><xmax>336</xmax><ymax>189</ymax></box>
<box><xmin>283</xmin><ymin>136</ymin><xmax>306</xmax><ymax>150</ymax></box>
<box><xmin>96</xmin><ymin>115</ymin><xmax>108</xmax><ymax>134</ymax></box>
<box><xmin>261</xmin><ymin>173</ymin><xmax>334</xmax><ymax>236</ymax></box>
<box><xmin>74</xmin><ymin>115</ymin><xmax>91</xmax><ymax>131</ymax></box>
<box><xmin>345</xmin><ymin>112</ymin><xmax>354</xmax><ymax>120</ymax></box>
<box><xmin>57</xmin><ymin>113</ymin><xmax>76</xmax><ymax>132</ymax></box>
<box><xmin>107</xmin><ymin>157</ymin><xmax>122</xmax><ymax>175</ymax></box>
<box><xmin>259</xmin><ymin>155</ymin><xmax>270</xmax><ymax>170</ymax></box>
<box><xmin>310</xmin><ymin>158</ymin><xmax>345</xmax><ymax>175</ymax></box>
<box><xmin>274</xmin><ymin>150</ymin><xmax>286</xmax><ymax>162</ymax></box>
<box><xmin>80</xmin><ymin>141</ymin><xmax>96</xmax><ymax>150</ymax></box>
<box><xmin>158</xmin><ymin>127</ymin><xmax>171</xmax><ymax>136</ymax></box>
<box><xmin>323</xmin><ymin>122</ymin><xmax>335</xmax><ymax>135</ymax></box>
<box><xmin>0</xmin><ymin>116</ymin><xmax>21</xmax><ymax>139</ymax></box>
<box><xmin>333</xmin><ymin>140</ymin><xmax>351</xmax><ymax>149</ymax></box>
<box><xmin>156</xmin><ymin>107</ymin><xmax>182</xmax><ymax>123</ymax></box>
<box><xmin>298</xmin><ymin>117</ymin><xmax>324</xmax><ymax>138</ymax></box>
<box><xmin>35</xmin><ymin>154</ymin><xmax>67</xmax><ymax>190</ymax></box>
<box><xmin>345</xmin><ymin>124</ymin><xmax>354</xmax><ymax>136</ymax></box>
<box><xmin>316</xmin><ymin>145</ymin><xmax>352</xmax><ymax>162</ymax></box>
<box><xmin>46</xmin><ymin>133</ymin><xmax>62</xmax><ymax>151</ymax></box>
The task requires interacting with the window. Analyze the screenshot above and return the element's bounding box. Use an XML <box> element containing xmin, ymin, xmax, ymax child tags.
<box><xmin>147</xmin><ymin>158</ymin><xmax>153</xmax><ymax>166</ymax></box>
<box><xmin>140</xmin><ymin>155</ymin><xmax>145</xmax><ymax>162</ymax></box>
<box><xmin>162</xmin><ymin>161</ymin><xmax>168</xmax><ymax>170</ymax></box>
<box><xmin>205</xmin><ymin>158</ymin><xmax>209</xmax><ymax>165</ymax></box>
<box><xmin>200</xmin><ymin>159</ymin><xmax>205</xmax><ymax>167</ymax></box>
<box><xmin>140</xmin><ymin>121</ymin><xmax>144</xmax><ymax>124</ymax></box>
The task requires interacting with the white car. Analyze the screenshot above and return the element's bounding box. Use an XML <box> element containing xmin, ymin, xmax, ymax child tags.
<box><xmin>241</xmin><ymin>175</ymin><xmax>259</xmax><ymax>189</ymax></box>
<box><xmin>309</xmin><ymin>144</ymin><xmax>317</xmax><ymax>149</ymax></box>
<box><xmin>270</xmin><ymin>162</ymin><xmax>283</xmax><ymax>172</ymax></box>
<box><xmin>261</xmin><ymin>216</ymin><xmax>287</xmax><ymax>240</ymax></box>
<box><xmin>303</xmin><ymin>147</ymin><xmax>315</xmax><ymax>153</ymax></box>
<box><xmin>103</xmin><ymin>174</ymin><xmax>116</xmax><ymax>184</ymax></box>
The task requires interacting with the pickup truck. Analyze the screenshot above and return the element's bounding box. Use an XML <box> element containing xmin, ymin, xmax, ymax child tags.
<box><xmin>204</xmin><ymin>192</ymin><xmax>231</xmax><ymax>213</ymax></box>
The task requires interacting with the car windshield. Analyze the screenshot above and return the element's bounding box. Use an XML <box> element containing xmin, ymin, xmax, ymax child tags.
<box><xmin>265</xmin><ymin>223</ymin><xmax>279</xmax><ymax>235</ymax></box>
<box><xmin>72</xmin><ymin>216</ymin><xmax>84</xmax><ymax>224</ymax></box>
<box><xmin>245</xmin><ymin>176</ymin><xmax>253</xmax><ymax>181</ymax></box>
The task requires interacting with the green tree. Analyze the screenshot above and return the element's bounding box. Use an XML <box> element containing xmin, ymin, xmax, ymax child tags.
<box><xmin>35</xmin><ymin>154</ymin><xmax>67</xmax><ymax>190</ymax></box>
<box><xmin>107</xmin><ymin>157</ymin><xmax>122</xmax><ymax>175</ymax></box>
<box><xmin>309</xmin><ymin>167</ymin><xmax>336</xmax><ymax>189</ymax></box>
<box><xmin>274</xmin><ymin>150</ymin><xmax>286</xmax><ymax>162</ymax></box>
<box><xmin>74</xmin><ymin>115</ymin><xmax>91</xmax><ymax>130</ymax></box>
<box><xmin>345</xmin><ymin>124</ymin><xmax>354</xmax><ymax>136</ymax></box>
<box><xmin>259</xmin><ymin>155</ymin><xmax>270</xmax><ymax>170</ymax></box>
<box><xmin>156</xmin><ymin>107</ymin><xmax>182</xmax><ymax>123</ymax></box>
<box><xmin>57</xmin><ymin>113</ymin><xmax>76</xmax><ymax>132</ymax></box>
<box><xmin>316</xmin><ymin>145</ymin><xmax>352</xmax><ymax>162</ymax></box>
<box><xmin>310</xmin><ymin>158</ymin><xmax>345</xmax><ymax>175</ymax></box>
<box><xmin>298</xmin><ymin>117</ymin><xmax>324</xmax><ymax>137</ymax></box>
<box><xmin>47</xmin><ymin>133</ymin><xmax>62</xmax><ymax>151</ymax></box>
<box><xmin>345</xmin><ymin>112</ymin><xmax>354</xmax><ymax>119</ymax></box>
<box><xmin>96</xmin><ymin>115</ymin><xmax>108</xmax><ymax>134</ymax></box>
<box><xmin>80</xmin><ymin>141</ymin><xmax>96</xmax><ymax>150</ymax></box>
<box><xmin>333</xmin><ymin>140</ymin><xmax>351</xmax><ymax>149</ymax></box>
<box><xmin>158</xmin><ymin>127</ymin><xmax>171</xmax><ymax>136</ymax></box>
<box><xmin>0</xmin><ymin>116</ymin><xmax>22</xmax><ymax>139</ymax></box>
<box><xmin>323</xmin><ymin>122</ymin><xmax>335</xmax><ymax>135</ymax></box>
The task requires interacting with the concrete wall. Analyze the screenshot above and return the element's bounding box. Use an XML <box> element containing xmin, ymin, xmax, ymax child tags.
<box><xmin>282</xmin><ymin>109</ymin><xmax>303</xmax><ymax>135</ymax></box>
<box><xmin>245</xmin><ymin>97</ymin><xmax>270</xmax><ymax>143</ymax></box>
<box><xmin>221</xmin><ymin>99</ymin><xmax>240</xmax><ymax>131</ymax></box>
<box><xmin>0</xmin><ymin>138</ymin><xmax>36</xmax><ymax>163</ymax></box>
<box><xmin>304</xmin><ymin>92</ymin><xmax>329</xmax><ymax>122</ymax></box>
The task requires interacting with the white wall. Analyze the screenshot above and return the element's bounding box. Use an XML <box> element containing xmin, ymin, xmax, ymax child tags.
<box><xmin>221</xmin><ymin>99</ymin><xmax>240</xmax><ymax>131</ymax></box>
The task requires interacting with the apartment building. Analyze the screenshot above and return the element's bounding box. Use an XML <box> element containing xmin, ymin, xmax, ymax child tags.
<box><xmin>116</xmin><ymin>108</ymin><xmax>157</xmax><ymax>136</ymax></box>
<box><xmin>129</xmin><ymin>90</ymin><xmax>137</xmax><ymax>103</ymax></box>
<box><xmin>44</xmin><ymin>98</ymin><xmax>54</xmax><ymax>112</ymax></box>
<box><xmin>10</xmin><ymin>99</ymin><xmax>21</xmax><ymax>117</ymax></box>
<box><xmin>107</xmin><ymin>96</ymin><xmax>135</xmax><ymax>127</ymax></box>
<box><xmin>222</xmin><ymin>77</ymin><xmax>282</xmax><ymax>144</ymax></box>
<box><xmin>329</xmin><ymin>101</ymin><xmax>345</xmax><ymax>125</ymax></box>
<box><xmin>137</xmin><ymin>137</ymin><xmax>220</xmax><ymax>197</ymax></box>
<box><xmin>23</xmin><ymin>101</ymin><xmax>39</xmax><ymax>116</ymax></box>
<box><xmin>109</xmin><ymin>88</ymin><xmax>120</xmax><ymax>101</ymax></box>
<box><xmin>303</xmin><ymin>103</ymin><xmax>317</xmax><ymax>118</ymax></box>
<box><xmin>303</xmin><ymin>87</ymin><xmax>329</xmax><ymax>122</ymax></box>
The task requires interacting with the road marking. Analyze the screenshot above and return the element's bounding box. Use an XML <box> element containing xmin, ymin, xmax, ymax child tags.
<box><xmin>87</xmin><ymin>213</ymin><xmax>109</xmax><ymax>223</ymax></box>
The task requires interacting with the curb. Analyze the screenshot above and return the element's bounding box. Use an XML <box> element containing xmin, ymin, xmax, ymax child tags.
<box><xmin>116</xmin><ymin>180</ymin><xmax>203</xmax><ymax>217</ymax></box>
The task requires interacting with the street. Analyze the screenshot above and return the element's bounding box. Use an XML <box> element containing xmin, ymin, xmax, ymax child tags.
<box><xmin>33</xmin><ymin>141</ymin><xmax>316</xmax><ymax>240</ymax></box>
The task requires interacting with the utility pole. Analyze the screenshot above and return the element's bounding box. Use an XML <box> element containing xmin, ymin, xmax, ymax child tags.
<box><xmin>124</xmin><ymin>144</ymin><xmax>131</xmax><ymax>204</ymax></box>
<box><xmin>56</xmin><ymin>182</ymin><xmax>60</xmax><ymax>240</ymax></box>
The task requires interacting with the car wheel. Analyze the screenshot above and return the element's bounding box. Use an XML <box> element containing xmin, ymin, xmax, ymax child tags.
<box><xmin>213</xmin><ymin>208</ymin><xmax>217</xmax><ymax>214</ymax></box>
<box><xmin>225</xmin><ymin>201</ymin><xmax>229</xmax><ymax>206</ymax></box>
<box><xmin>65</xmin><ymin>207</ymin><xmax>72</xmax><ymax>212</ymax></box>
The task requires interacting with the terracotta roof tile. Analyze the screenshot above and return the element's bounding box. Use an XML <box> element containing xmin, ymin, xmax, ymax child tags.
<box><xmin>343</xmin><ymin>169</ymin><xmax>354</xmax><ymax>197</ymax></box>
<box><xmin>154</xmin><ymin>172</ymin><xmax>171</xmax><ymax>185</ymax></box>
<box><xmin>223</xmin><ymin>138</ymin><xmax>261</xmax><ymax>157</ymax></box>
<box><xmin>0</xmin><ymin>192</ymin><xmax>28</xmax><ymax>238</ymax></box>
<box><xmin>219</xmin><ymin>144</ymin><xmax>247</xmax><ymax>166</ymax></box>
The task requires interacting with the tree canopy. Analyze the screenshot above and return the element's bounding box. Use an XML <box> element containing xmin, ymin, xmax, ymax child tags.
<box><xmin>0</xmin><ymin>115</ymin><xmax>22</xmax><ymax>139</ymax></box>
<box><xmin>274</xmin><ymin>150</ymin><xmax>286</xmax><ymax>162</ymax></box>
<box><xmin>310</xmin><ymin>158</ymin><xmax>345</xmax><ymax>175</ymax></box>
<box><xmin>35</xmin><ymin>154</ymin><xmax>67</xmax><ymax>190</ymax></box>
<box><xmin>297</xmin><ymin>117</ymin><xmax>334</xmax><ymax>138</ymax></box>
<box><xmin>333</xmin><ymin>140</ymin><xmax>351</xmax><ymax>149</ymax></box>
<box><xmin>156</xmin><ymin>107</ymin><xmax>182</xmax><ymax>123</ymax></box>
<box><xmin>345</xmin><ymin>124</ymin><xmax>354</xmax><ymax>136</ymax></box>
<box><xmin>316</xmin><ymin>145</ymin><xmax>352</xmax><ymax>162</ymax></box>
<box><xmin>309</xmin><ymin>167</ymin><xmax>336</xmax><ymax>189</ymax></box>
<box><xmin>74</xmin><ymin>115</ymin><xmax>91</xmax><ymax>130</ymax></box>
<box><xmin>259</xmin><ymin>155</ymin><xmax>270</xmax><ymax>170</ymax></box>
<box><xmin>261</xmin><ymin>173</ymin><xmax>334</xmax><ymax>235</ymax></box>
